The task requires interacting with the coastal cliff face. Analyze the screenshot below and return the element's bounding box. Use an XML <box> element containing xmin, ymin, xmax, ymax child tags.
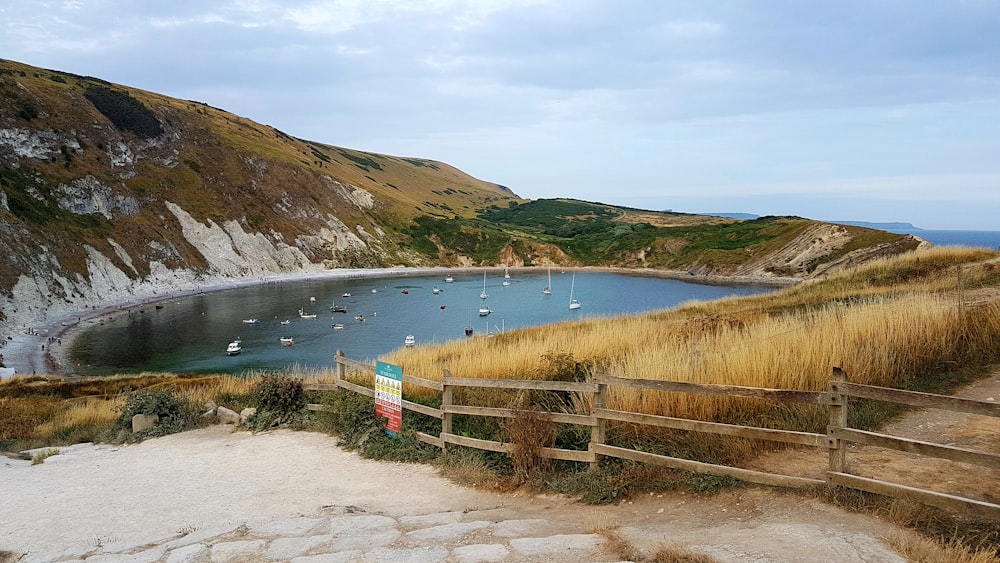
<box><xmin>0</xmin><ymin>59</ymin><xmax>925</xmax><ymax>340</ymax></box>
<box><xmin>0</xmin><ymin>60</ymin><xmax>516</xmax><ymax>336</ymax></box>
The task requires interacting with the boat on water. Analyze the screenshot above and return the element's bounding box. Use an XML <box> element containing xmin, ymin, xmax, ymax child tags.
<box><xmin>330</xmin><ymin>301</ymin><xmax>347</xmax><ymax>313</ymax></box>
<box><xmin>444</xmin><ymin>275</ymin><xmax>454</xmax><ymax>283</ymax></box>
<box><xmin>432</xmin><ymin>286</ymin><xmax>441</xmax><ymax>294</ymax></box>
<box><xmin>280</xmin><ymin>337</ymin><xmax>294</xmax><ymax>347</ymax></box>
<box><xmin>502</xmin><ymin>265</ymin><xmax>511</xmax><ymax>286</ymax></box>
<box><xmin>401</xmin><ymin>289</ymin><xmax>409</xmax><ymax>294</ymax></box>
<box><xmin>242</xmin><ymin>318</ymin><xmax>260</xmax><ymax>325</ymax></box>
<box><xmin>478</xmin><ymin>304</ymin><xmax>492</xmax><ymax>316</ymax></box>
<box><xmin>543</xmin><ymin>268</ymin><xmax>552</xmax><ymax>295</ymax></box>
<box><xmin>280</xmin><ymin>319</ymin><xmax>291</xmax><ymax>326</ymax></box>
<box><xmin>226</xmin><ymin>339</ymin><xmax>242</xmax><ymax>356</ymax></box>
<box><xmin>331</xmin><ymin>323</ymin><xmax>344</xmax><ymax>330</ymax></box>
<box><xmin>298</xmin><ymin>308</ymin><xmax>317</xmax><ymax>319</ymax></box>
<box><xmin>480</xmin><ymin>270</ymin><xmax>488</xmax><ymax>299</ymax></box>
<box><xmin>342</xmin><ymin>292</ymin><xmax>352</xmax><ymax>298</ymax></box>
<box><xmin>569</xmin><ymin>273</ymin><xmax>581</xmax><ymax>310</ymax></box>
<box><xmin>372</xmin><ymin>288</ymin><xmax>377</xmax><ymax>294</ymax></box>
<box><xmin>404</xmin><ymin>334</ymin><xmax>415</xmax><ymax>347</ymax></box>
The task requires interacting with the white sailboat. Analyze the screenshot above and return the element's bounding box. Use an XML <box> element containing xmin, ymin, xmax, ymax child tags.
<box><xmin>480</xmin><ymin>270</ymin><xmax>488</xmax><ymax>299</ymax></box>
<box><xmin>568</xmin><ymin>273</ymin><xmax>581</xmax><ymax>310</ymax></box>
<box><xmin>502</xmin><ymin>265</ymin><xmax>510</xmax><ymax>286</ymax></box>
<box><xmin>542</xmin><ymin>268</ymin><xmax>552</xmax><ymax>295</ymax></box>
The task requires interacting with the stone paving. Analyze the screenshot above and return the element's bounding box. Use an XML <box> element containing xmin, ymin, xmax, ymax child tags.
<box><xmin>15</xmin><ymin>508</ymin><xmax>613</xmax><ymax>563</ymax></box>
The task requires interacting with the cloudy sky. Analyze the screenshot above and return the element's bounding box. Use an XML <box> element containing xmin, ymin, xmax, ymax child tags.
<box><xmin>3</xmin><ymin>1</ymin><xmax>999</xmax><ymax>229</ymax></box>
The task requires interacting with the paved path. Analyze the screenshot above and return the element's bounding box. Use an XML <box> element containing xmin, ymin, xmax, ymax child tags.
<box><xmin>16</xmin><ymin>509</ymin><xmax>610</xmax><ymax>562</ymax></box>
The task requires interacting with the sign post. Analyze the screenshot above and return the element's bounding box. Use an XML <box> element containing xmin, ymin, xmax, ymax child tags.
<box><xmin>375</xmin><ymin>360</ymin><xmax>403</xmax><ymax>437</ymax></box>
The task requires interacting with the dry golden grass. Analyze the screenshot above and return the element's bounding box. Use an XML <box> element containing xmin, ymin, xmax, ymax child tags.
<box><xmin>884</xmin><ymin>529</ymin><xmax>1000</xmax><ymax>563</ymax></box>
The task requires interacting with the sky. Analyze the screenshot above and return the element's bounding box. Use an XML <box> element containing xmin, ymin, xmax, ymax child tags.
<box><xmin>2</xmin><ymin>1</ymin><xmax>999</xmax><ymax>230</ymax></box>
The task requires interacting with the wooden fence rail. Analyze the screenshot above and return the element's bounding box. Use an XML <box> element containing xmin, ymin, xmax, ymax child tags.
<box><xmin>300</xmin><ymin>351</ymin><xmax>1000</xmax><ymax>519</ymax></box>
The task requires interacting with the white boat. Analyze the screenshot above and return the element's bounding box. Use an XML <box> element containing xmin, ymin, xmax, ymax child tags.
<box><xmin>226</xmin><ymin>340</ymin><xmax>242</xmax><ymax>355</ymax></box>
<box><xmin>502</xmin><ymin>265</ymin><xmax>510</xmax><ymax>286</ymax></box>
<box><xmin>280</xmin><ymin>319</ymin><xmax>291</xmax><ymax>326</ymax></box>
<box><xmin>372</xmin><ymin>288</ymin><xmax>377</xmax><ymax>294</ymax></box>
<box><xmin>478</xmin><ymin>304</ymin><xmax>492</xmax><ymax>316</ymax></box>
<box><xmin>404</xmin><ymin>334</ymin><xmax>415</xmax><ymax>347</ymax></box>
<box><xmin>331</xmin><ymin>323</ymin><xmax>344</xmax><ymax>330</ymax></box>
<box><xmin>543</xmin><ymin>268</ymin><xmax>552</xmax><ymax>295</ymax></box>
<box><xmin>309</xmin><ymin>296</ymin><xmax>316</xmax><ymax>303</ymax></box>
<box><xmin>279</xmin><ymin>337</ymin><xmax>294</xmax><ymax>347</ymax></box>
<box><xmin>480</xmin><ymin>270</ymin><xmax>488</xmax><ymax>299</ymax></box>
<box><xmin>444</xmin><ymin>275</ymin><xmax>454</xmax><ymax>283</ymax></box>
<box><xmin>242</xmin><ymin>318</ymin><xmax>260</xmax><ymax>325</ymax></box>
<box><xmin>432</xmin><ymin>286</ymin><xmax>441</xmax><ymax>294</ymax></box>
<box><xmin>568</xmin><ymin>273</ymin><xmax>581</xmax><ymax>310</ymax></box>
<box><xmin>298</xmin><ymin>308</ymin><xmax>317</xmax><ymax>319</ymax></box>
<box><xmin>342</xmin><ymin>292</ymin><xmax>351</xmax><ymax>298</ymax></box>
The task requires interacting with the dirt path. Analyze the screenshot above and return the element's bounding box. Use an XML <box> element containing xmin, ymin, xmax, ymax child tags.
<box><xmin>746</xmin><ymin>371</ymin><xmax>1000</xmax><ymax>505</ymax></box>
<box><xmin>2</xmin><ymin>426</ymin><xmax>908</xmax><ymax>562</ymax></box>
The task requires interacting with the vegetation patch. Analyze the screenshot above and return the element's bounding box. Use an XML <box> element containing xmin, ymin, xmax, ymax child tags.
<box><xmin>84</xmin><ymin>86</ymin><xmax>163</xmax><ymax>138</ymax></box>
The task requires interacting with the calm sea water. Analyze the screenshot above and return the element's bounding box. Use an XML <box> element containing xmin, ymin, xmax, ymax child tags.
<box><xmin>889</xmin><ymin>229</ymin><xmax>1000</xmax><ymax>249</ymax></box>
<box><xmin>69</xmin><ymin>271</ymin><xmax>774</xmax><ymax>376</ymax></box>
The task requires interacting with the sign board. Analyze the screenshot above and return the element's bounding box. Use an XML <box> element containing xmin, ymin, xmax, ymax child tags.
<box><xmin>374</xmin><ymin>360</ymin><xmax>403</xmax><ymax>436</ymax></box>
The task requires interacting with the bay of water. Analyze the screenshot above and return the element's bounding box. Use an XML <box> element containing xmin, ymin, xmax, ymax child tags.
<box><xmin>70</xmin><ymin>271</ymin><xmax>774</xmax><ymax>376</ymax></box>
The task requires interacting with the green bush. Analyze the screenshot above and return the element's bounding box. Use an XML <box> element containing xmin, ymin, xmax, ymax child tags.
<box><xmin>112</xmin><ymin>387</ymin><xmax>192</xmax><ymax>441</ymax></box>
<box><xmin>244</xmin><ymin>375</ymin><xmax>307</xmax><ymax>431</ymax></box>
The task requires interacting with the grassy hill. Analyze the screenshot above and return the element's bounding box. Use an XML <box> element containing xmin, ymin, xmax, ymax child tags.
<box><xmin>1</xmin><ymin>58</ymin><xmax>921</xmax><ymax>332</ymax></box>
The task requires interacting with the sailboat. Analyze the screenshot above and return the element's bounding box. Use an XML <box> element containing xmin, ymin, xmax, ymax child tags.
<box><xmin>568</xmin><ymin>273</ymin><xmax>581</xmax><ymax>310</ymax></box>
<box><xmin>502</xmin><ymin>265</ymin><xmax>511</xmax><ymax>286</ymax></box>
<box><xmin>542</xmin><ymin>268</ymin><xmax>552</xmax><ymax>295</ymax></box>
<box><xmin>480</xmin><ymin>270</ymin><xmax>488</xmax><ymax>299</ymax></box>
<box><xmin>465</xmin><ymin>306</ymin><xmax>474</xmax><ymax>336</ymax></box>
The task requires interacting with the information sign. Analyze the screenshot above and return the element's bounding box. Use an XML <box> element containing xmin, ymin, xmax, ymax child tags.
<box><xmin>374</xmin><ymin>360</ymin><xmax>403</xmax><ymax>436</ymax></box>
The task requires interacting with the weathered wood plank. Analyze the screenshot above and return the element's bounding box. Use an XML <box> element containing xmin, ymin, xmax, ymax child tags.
<box><xmin>415</xmin><ymin>431</ymin><xmax>444</xmax><ymax>449</ymax></box>
<box><xmin>442</xmin><ymin>377</ymin><xmax>599</xmax><ymax>393</ymax></box>
<box><xmin>338</xmin><ymin>379</ymin><xmax>376</xmax><ymax>399</ymax></box>
<box><xmin>828</xmin><ymin>472</ymin><xmax>1000</xmax><ymax>519</ymax></box>
<box><xmin>598</xmin><ymin>375</ymin><xmax>832</xmax><ymax>405</ymax></box>
<box><xmin>303</xmin><ymin>383</ymin><xmax>339</xmax><ymax>391</ymax></box>
<box><xmin>830</xmin><ymin>427</ymin><xmax>1000</xmax><ymax>469</ymax></box>
<box><xmin>404</xmin><ymin>374</ymin><xmax>444</xmax><ymax>392</ymax></box>
<box><xmin>305</xmin><ymin>403</ymin><xmax>330</xmax><ymax>412</ymax></box>
<box><xmin>403</xmin><ymin>399</ymin><xmax>443</xmax><ymax>420</ymax></box>
<box><xmin>838</xmin><ymin>382</ymin><xmax>1000</xmax><ymax>417</ymax></box>
<box><xmin>443</xmin><ymin>405</ymin><xmax>596</xmax><ymax>426</ymax></box>
<box><xmin>441</xmin><ymin>432</ymin><xmax>511</xmax><ymax>454</ymax></box>
<box><xmin>439</xmin><ymin>433</ymin><xmax>593</xmax><ymax>462</ymax></box>
<box><xmin>592</xmin><ymin>443</ymin><xmax>826</xmax><ymax>489</ymax></box>
<box><xmin>595</xmin><ymin>408</ymin><xmax>827</xmax><ymax>447</ymax></box>
<box><xmin>335</xmin><ymin>356</ymin><xmax>376</xmax><ymax>373</ymax></box>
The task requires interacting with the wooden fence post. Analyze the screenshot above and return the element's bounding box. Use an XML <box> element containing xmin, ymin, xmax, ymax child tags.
<box><xmin>589</xmin><ymin>374</ymin><xmax>608</xmax><ymax>470</ymax></box>
<box><xmin>828</xmin><ymin>366</ymin><xmax>848</xmax><ymax>475</ymax></box>
<box><xmin>441</xmin><ymin>369</ymin><xmax>453</xmax><ymax>454</ymax></box>
<box><xmin>334</xmin><ymin>349</ymin><xmax>345</xmax><ymax>386</ymax></box>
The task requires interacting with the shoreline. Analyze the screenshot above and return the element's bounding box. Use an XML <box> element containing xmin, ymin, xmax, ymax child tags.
<box><xmin>1</xmin><ymin>266</ymin><xmax>799</xmax><ymax>380</ymax></box>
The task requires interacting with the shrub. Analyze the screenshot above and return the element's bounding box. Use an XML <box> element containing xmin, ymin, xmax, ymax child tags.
<box><xmin>244</xmin><ymin>375</ymin><xmax>307</xmax><ymax>431</ymax></box>
<box><xmin>112</xmin><ymin>387</ymin><xmax>191</xmax><ymax>441</ymax></box>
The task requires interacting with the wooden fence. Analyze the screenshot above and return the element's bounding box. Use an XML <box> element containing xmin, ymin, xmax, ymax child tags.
<box><xmin>303</xmin><ymin>352</ymin><xmax>1000</xmax><ymax>519</ymax></box>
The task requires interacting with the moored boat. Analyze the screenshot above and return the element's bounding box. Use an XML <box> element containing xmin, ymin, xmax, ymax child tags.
<box><xmin>404</xmin><ymin>334</ymin><xmax>415</xmax><ymax>347</ymax></box>
<box><xmin>226</xmin><ymin>340</ymin><xmax>242</xmax><ymax>355</ymax></box>
<box><xmin>280</xmin><ymin>337</ymin><xmax>294</xmax><ymax>347</ymax></box>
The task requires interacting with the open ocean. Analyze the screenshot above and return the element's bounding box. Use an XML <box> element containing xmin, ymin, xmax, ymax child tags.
<box><xmin>887</xmin><ymin>229</ymin><xmax>1000</xmax><ymax>249</ymax></box>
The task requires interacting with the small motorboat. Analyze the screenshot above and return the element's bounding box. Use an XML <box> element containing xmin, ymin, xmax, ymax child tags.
<box><xmin>401</xmin><ymin>289</ymin><xmax>409</xmax><ymax>294</ymax></box>
<box><xmin>478</xmin><ymin>306</ymin><xmax>492</xmax><ymax>316</ymax></box>
<box><xmin>331</xmin><ymin>323</ymin><xmax>344</xmax><ymax>330</ymax></box>
<box><xmin>372</xmin><ymin>288</ymin><xmax>377</xmax><ymax>294</ymax></box>
<box><xmin>226</xmin><ymin>340</ymin><xmax>242</xmax><ymax>356</ymax></box>
<box><xmin>330</xmin><ymin>302</ymin><xmax>347</xmax><ymax>313</ymax></box>
<box><xmin>280</xmin><ymin>319</ymin><xmax>291</xmax><ymax>326</ymax></box>
<box><xmin>439</xmin><ymin>305</ymin><xmax>446</xmax><ymax>310</ymax></box>
<box><xmin>404</xmin><ymin>335</ymin><xmax>415</xmax><ymax>347</ymax></box>
<box><xmin>342</xmin><ymin>292</ymin><xmax>352</xmax><ymax>298</ymax></box>
<box><xmin>280</xmin><ymin>337</ymin><xmax>294</xmax><ymax>347</ymax></box>
<box><xmin>444</xmin><ymin>276</ymin><xmax>454</xmax><ymax>283</ymax></box>
<box><xmin>298</xmin><ymin>308</ymin><xmax>317</xmax><ymax>319</ymax></box>
<box><xmin>242</xmin><ymin>318</ymin><xmax>260</xmax><ymax>325</ymax></box>
<box><xmin>432</xmin><ymin>286</ymin><xmax>441</xmax><ymax>294</ymax></box>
